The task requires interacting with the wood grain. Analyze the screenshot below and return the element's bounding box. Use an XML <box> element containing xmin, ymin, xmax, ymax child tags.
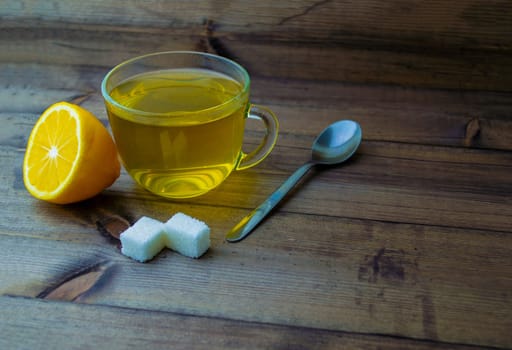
<box><xmin>3</xmin><ymin>0</ymin><xmax>511</xmax><ymax>50</ymax></box>
<box><xmin>3</xmin><ymin>64</ymin><xmax>512</xmax><ymax>152</ymax></box>
<box><xmin>1</xmin><ymin>216</ymin><xmax>511</xmax><ymax>348</ymax></box>
<box><xmin>2</xmin><ymin>0</ymin><xmax>512</xmax><ymax>90</ymax></box>
<box><xmin>2</xmin><ymin>65</ymin><xmax>511</xmax><ymax>349</ymax></box>
<box><xmin>1</xmin><ymin>124</ymin><xmax>511</xmax><ymax>347</ymax></box>
<box><xmin>1</xmin><ymin>1</ymin><xmax>512</xmax><ymax>349</ymax></box>
<box><xmin>0</xmin><ymin>295</ymin><xmax>495</xmax><ymax>350</ymax></box>
<box><xmin>2</xmin><ymin>101</ymin><xmax>511</xmax><ymax>234</ymax></box>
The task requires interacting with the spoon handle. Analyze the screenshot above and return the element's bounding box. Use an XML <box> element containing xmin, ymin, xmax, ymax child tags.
<box><xmin>226</xmin><ymin>161</ymin><xmax>315</xmax><ymax>242</ymax></box>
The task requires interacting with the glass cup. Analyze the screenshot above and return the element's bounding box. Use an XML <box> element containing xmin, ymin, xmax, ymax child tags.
<box><xmin>101</xmin><ymin>51</ymin><xmax>278</xmax><ymax>199</ymax></box>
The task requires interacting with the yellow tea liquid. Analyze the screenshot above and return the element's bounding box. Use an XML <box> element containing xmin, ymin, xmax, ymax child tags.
<box><xmin>106</xmin><ymin>68</ymin><xmax>247</xmax><ymax>198</ymax></box>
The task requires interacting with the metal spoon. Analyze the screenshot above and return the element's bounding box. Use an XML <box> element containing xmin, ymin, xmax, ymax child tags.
<box><xmin>226</xmin><ymin>120</ymin><xmax>362</xmax><ymax>242</ymax></box>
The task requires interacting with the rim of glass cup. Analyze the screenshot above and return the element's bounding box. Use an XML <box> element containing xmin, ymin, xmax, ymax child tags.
<box><xmin>100</xmin><ymin>51</ymin><xmax>251</xmax><ymax>118</ymax></box>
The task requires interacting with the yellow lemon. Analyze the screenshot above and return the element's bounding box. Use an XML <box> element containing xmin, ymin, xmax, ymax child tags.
<box><xmin>23</xmin><ymin>102</ymin><xmax>120</xmax><ymax>204</ymax></box>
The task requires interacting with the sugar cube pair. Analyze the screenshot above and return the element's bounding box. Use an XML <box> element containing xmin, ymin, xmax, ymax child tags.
<box><xmin>120</xmin><ymin>212</ymin><xmax>210</xmax><ymax>262</ymax></box>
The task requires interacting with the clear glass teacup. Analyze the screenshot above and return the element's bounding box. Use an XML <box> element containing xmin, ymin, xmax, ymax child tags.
<box><xmin>101</xmin><ymin>51</ymin><xmax>278</xmax><ymax>199</ymax></box>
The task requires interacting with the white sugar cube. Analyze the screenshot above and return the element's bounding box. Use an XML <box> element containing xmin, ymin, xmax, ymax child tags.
<box><xmin>120</xmin><ymin>216</ymin><xmax>167</xmax><ymax>262</ymax></box>
<box><xmin>164</xmin><ymin>212</ymin><xmax>210</xmax><ymax>258</ymax></box>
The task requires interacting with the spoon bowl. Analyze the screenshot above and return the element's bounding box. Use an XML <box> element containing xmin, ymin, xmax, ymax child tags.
<box><xmin>226</xmin><ymin>119</ymin><xmax>362</xmax><ymax>242</ymax></box>
<box><xmin>312</xmin><ymin>120</ymin><xmax>362</xmax><ymax>164</ymax></box>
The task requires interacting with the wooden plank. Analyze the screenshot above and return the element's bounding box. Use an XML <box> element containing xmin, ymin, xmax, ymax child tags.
<box><xmin>2</xmin><ymin>107</ymin><xmax>511</xmax><ymax>234</ymax></box>
<box><xmin>2</xmin><ymin>4</ymin><xmax>512</xmax><ymax>91</ymax></box>
<box><xmin>3</xmin><ymin>63</ymin><xmax>512</xmax><ymax>152</ymax></box>
<box><xmin>1</xmin><ymin>214</ymin><xmax>511</xmax><ymax>348</ymax></box>
<box><xmin>253</xmin><ymin>81</ymin><xmax>512</xmax><ymax>151</ymax></box>
<box><xmin>0</xmin><ymin>295</ymin><xmax>493</xmax><ymax>350</ymax></box>
<box><xmin>3</xmin><ymin>0</ymin><xmax>512</xmax><ymax>51</ymax></box>
<box><xmin>1</xmin><ymin>26</ymin><xmax>510</xmax><ymax>92</ymax></box>
<box><xmin>4</xmin><ymin>145</ymin><xmax>512</xmax><ymax>236</ymax></box>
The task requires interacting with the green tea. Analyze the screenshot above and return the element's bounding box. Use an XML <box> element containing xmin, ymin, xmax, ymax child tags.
<box><xmin>106</xmin><ymin>68</ymin><xmax>247</xmax><ymax>198</ymax></box>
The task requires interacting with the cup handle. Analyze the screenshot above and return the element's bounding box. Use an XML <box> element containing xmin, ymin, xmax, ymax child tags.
<box><xmin>236</xmin><ymin>104</ymin><xmax>279</xmax><ymax>171</ymax></box>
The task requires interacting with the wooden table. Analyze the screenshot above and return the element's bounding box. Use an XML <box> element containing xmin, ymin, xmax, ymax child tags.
<box><xmin>1</xmin><ymin>1</ymin><xmax>511</xmax><ymax>349</ymax></box>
